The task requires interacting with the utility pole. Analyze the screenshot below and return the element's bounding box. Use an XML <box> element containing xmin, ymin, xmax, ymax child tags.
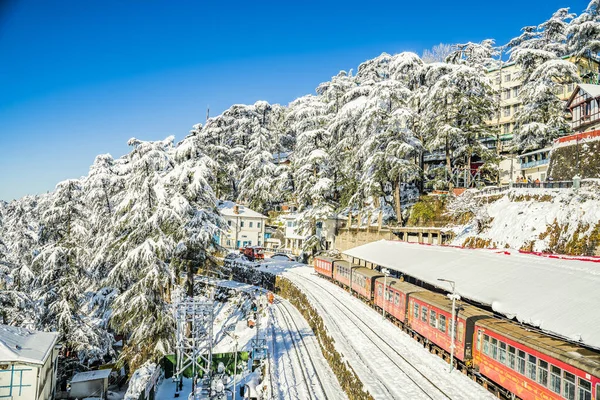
<box><xmin>382</xmin><ymin>268</ymin><xmax>390</xmax><ymax>320</ymax></box>
<box><xmin>438</xmin><ymin>278</ymin><xmax>460</xmax><ymax>373</ymax></box>
<box><xmin>225</xmin><ymin>325</ymin><xmax>238</xmax><ymax>399</ymax></box>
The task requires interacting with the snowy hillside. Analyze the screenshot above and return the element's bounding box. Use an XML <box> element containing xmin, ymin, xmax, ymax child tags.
<box><xmin>451</xmin><ymin>184</ymin><xmax>600</xmax><ymax>255</ymax></box>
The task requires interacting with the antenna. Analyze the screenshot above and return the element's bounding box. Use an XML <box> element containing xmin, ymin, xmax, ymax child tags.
<box><xmin>206</xmin><ymin>105</ymin><xmax>210</xmax><ymax>122</ymax></box>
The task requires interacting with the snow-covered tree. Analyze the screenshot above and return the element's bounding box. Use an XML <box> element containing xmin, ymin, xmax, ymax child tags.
<box><xmin>422</xmin><ymin>43</ymin><xmax>453</xmax><ymax>64</ymax></box>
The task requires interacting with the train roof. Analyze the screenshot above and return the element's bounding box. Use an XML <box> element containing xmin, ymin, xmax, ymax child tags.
<box><xmin>352</xmin><ymin>267</ymin><xmax>384</xmax><ymax>279</ymax></box>
<box><xmin>410</xmin><ymin>290</ymin><xmax>492</xmax><ymax>320</ymax></box>
<box><xmin>374</xmin><ymin>277</ymin><xmax>426</xmax><ymax>295</ymax></box>
<box><xmin>333</xmin><ymin>260</ymin><xmax>352</xmax><ymax>268</ymax></box>
<box><xmin>476</xmin><ymin>318</ymin><xmax>600</xmax><ymax>377</ymax></box>
<box><xmin>344</xmin><ymin>240</ymin><xmax>600</xmax><ymax>350</ymax></box>
<box><xmin>314</xmin><ymin>256</ymin><xmax>335</xmax><ymax>262</ymax></box>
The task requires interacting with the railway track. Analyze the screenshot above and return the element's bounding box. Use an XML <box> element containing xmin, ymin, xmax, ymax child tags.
<box><xmin>287</xmin><ymin>270</ymin><xmax>488</xmax><ymax>400</ymax></box>
<box><xmin>269</xmin><ymin>296</ymin><xmax>335</xmax><ymax>400</ymax></box>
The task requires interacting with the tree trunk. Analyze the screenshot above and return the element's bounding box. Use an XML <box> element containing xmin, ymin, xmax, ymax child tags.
<box><xmin>393</xmin><ymin>180</ymin><xmax>402</xmax><ymax>226</ymax></box>
<box><xmin>445</xmin><ymin>137</ymin><xmax>453</xmax><ymax>190</ymax></box>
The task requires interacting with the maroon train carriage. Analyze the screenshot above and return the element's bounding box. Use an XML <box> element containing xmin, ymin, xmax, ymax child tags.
<box><xmin>474</xmin><ymin>318</ymin><xmax>600</xmax><ymax>400</ymax></box>
<box><xmin>407</xmin><ymin>290</ymin><xmax>492</xmax><ymax>365</ymax></box>
<box><xmin>373</xmin><ymin>278</ymin><xmax>425</xmax><ymax>324</ymax></box>
<box><xmin>350</xmin><ymin>267</ymin><xmax>383</xmax><ymax>302</ymax></box>
<box><xmin>313</xmin><ymin>256</ymin><xmax>334</xmax><ymax>279</ymax></box>
<box><xmin>332</xmin><ymin>260</ymin><xmax>356</xmax><ymax>288</ymax></box>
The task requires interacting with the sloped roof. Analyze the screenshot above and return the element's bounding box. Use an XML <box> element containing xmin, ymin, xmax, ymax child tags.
<box><xmin>71</xmin><ymin>369</ymin><xmax>112</xmax><ymax>383</ymax></box>
<box><xmin>0</xmin><ymin>324</ymin><xmax>59</xmax><ymax>365</ymax></box>
<box><xmin>344</xmin><ymin>240</ymin><xmax>600</xmax><ymax>350</ymax></box>
<box><xmin>217</xmin><ymin>201</ymin><xmax>267</xmax><ymax>219</ymax></box>
<box><xmin>566</xmin><ymin>83</ymin><xmax>600</xmax><ymax>107</ymax></box>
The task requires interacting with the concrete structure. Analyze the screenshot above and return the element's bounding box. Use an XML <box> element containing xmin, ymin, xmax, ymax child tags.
<box><xmin>218</xmin><ymin>201</ymin><xmax>267</xmax><ymax>250</ymax></box>
<box><xmin>566</xmin><ymin>84</ymin><xmax>600</xmax><ymax>133</ymax></box>
<box><xmin>281</xmin><ymin>214</ymin><xmax>306</xmax><ymax>255</ymax></box>
<box><xmin>69</xmin><ymin>369</ymin><xmax>111</xmax><ymax>399</ymax></box>
<box><xmin>518</xmin><ymin>147</ymin><xmax>551</xmax><ymax>181</ymax></box>
<box><xmin>335</xmin><ymin>226</ymin><xmax>453</xmax><ymax>252</ymax></box>
<box><xmin>0</xmin><ymin>325</ymin><xmax>60</xmax><ymax>400</ymax></box>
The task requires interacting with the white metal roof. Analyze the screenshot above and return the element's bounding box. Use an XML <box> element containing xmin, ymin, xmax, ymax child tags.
<box><xmin>343</xmin><ymin>240</ymin><xmax>600</xmax><ymax>350</ymax></box>
<box><xmin>0</xmin><ymin>324</ymin><xmax>59</xmax><ymax>365</ymax></box>
<box><xmin>578</xmin><ymin>83</ymin><xmax>600</xmax><ymax>98</ymax></box>
<box><xmin>218</xmin><ymin>201</ymin><xmax>267</xmax><ymax>219</ymax></box>
<box><xmin>71</xmin><ymin>369</ymin><xmax>112</xmax><ymax>383</ymax></box>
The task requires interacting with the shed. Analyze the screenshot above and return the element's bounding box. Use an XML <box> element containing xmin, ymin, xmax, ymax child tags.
<box><xmin>69</xmin><ymin>369</ymin><xmax>112</xmax><ymax>399</ymax></box>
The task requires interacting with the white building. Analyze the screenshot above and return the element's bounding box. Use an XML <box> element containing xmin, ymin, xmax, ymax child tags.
<box><xmin>282</xmin><ymin>213</ymin><xmax>345</xmax><ymax>254</ymax></box>
<box><xmin>0</xmin><ymin>325</ymin><xmax>60</xmax><ymax>400</ymax></box>
<box><xmin>218</xmin><ymin>201</ymin><xmax>267</xmax><ymax>250</ymax></box>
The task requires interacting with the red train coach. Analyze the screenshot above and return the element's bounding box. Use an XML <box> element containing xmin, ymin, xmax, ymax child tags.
<box><xmin>332</xmin><ymin>260</ymin><xmax>355</xmax><ymax>288</ymax></box>
<box><xmin>407</xmin><ymin>291</ymin><xmax>492</xmax><ymax>365</ymax></box>
<box><xmin>313</xmin><ymin>256</ymin><xmax>334</xmax><ymax>279</ymax></box>
<box><xmin>474</xmin><ymin>318</ymin><xmax>600</xmax><ymax>400</ymax></box>
<box><xmin>350</xmin><ymin>267</ymin><xmax>382</xmax><ymax>302</ymax></box>
<box><xmin>373</xmin><ymin>278</ymin><xmax>425</xmax><ymax>324</ymax></box>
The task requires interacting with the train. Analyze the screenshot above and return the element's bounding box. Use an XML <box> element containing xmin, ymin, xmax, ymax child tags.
<box><xmin>314</xmin><ymin>256</ymin><xmax>600</xmax><ymax>400</ymax></box>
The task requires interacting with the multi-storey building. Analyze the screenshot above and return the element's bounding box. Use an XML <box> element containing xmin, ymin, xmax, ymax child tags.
<box><xmin>217</xmin><ymin>201</ymin><xmax>267</xmax><ymax>250</ymax></box>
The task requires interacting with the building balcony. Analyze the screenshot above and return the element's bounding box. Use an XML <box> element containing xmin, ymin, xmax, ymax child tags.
<box><xmin>520</xmin><ymin>158</ymin><xmax>549</xmax><ymax>169</ymax></box>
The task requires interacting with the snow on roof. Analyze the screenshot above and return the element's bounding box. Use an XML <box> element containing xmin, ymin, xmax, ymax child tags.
<box><xmin>0</xmin><ymin>324</ymin><xmax>59</xmax><ymax>365</ymax></box>
<box><xmin>217</xmin><ymin>201</ymin><xmax>267</xmax><ymax>219</ymax></box>
<box><xmin>343</xmin><ymin>240</ymin><xmax>600</xmax><ymax>350</ymax></box>
<box><xmin>578</xmin><ymin>83</ymin><xmax>600</xmax><ymax>98</ymax></box>
<box><xmin>71</xmin><ymin>369</ymin><xmax>112</xmax><ymax>383</ymax></box>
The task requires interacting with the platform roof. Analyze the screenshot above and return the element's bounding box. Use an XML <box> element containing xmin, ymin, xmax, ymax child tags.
<box><xmin>343</xmin><ymin>240</ymin><xmax>600</xmax><ymax>350</ymax></box>
<box><xmin>0</xmin><ymin>324</ymin><xmax>59</xmax><ymax>365</ymax></box>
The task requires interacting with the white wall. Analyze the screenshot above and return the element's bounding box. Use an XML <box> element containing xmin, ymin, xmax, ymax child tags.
<box><xmin>222</xmin><ymin>215</ymin><xmax>266</xmax><ymax>249</ymax></box>
<box><xmin>499</xmin><ymin>157</ymin><xmax>519</xmax><ymax>184</ymax></box>
<box><xmin>0</xmin><ymin>363</ymin><xmax>39</xmax><ymax>399</ymax></box>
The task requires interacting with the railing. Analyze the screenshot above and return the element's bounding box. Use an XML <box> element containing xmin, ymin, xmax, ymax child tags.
<box><xmin>512</xmin><ymin>181</ymin><xmax>573</xmax><ymax>189</ymax></box>
<box><xmin>520</xmin><ymin>158</ymin><xmax>549</xmax><ymax>169</ymax></box>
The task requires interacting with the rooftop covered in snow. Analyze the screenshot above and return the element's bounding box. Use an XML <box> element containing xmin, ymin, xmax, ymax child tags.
<box><xmin>343</xmin><ymin>240</ymin><xmax>600</xmax><ymax>350</ymax></box>
<box><xmin>70</xmin><ymin>369</ymin><xmax>112</xmax><ymax>383</ymax></box>
<box><xmin>0</xmin><ymin>324</ymin><xmax>59</xmax><ymax>365</ymax></box>
<box><xmin>217</xmin><ymin>201</ymin><xmax>267</xmax><ymax>219</ymax></box>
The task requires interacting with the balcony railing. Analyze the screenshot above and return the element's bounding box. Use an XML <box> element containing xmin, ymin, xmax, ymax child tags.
<box><xmin>520</xmin><ymin>158</ymin><xmax>549</xmax><ymax>169</ymax></box>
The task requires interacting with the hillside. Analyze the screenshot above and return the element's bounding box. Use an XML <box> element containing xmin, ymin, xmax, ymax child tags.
<box><xmin>451</xmin><ymin>184</ymin><xmax>600</xmax><ymax>256</ymax></box>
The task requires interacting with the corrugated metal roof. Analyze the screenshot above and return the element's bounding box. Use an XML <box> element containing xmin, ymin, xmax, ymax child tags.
<box><xmin>343</xmin><ymin>240</ymin><xmax>600</xmax><ymax>350</ymax></box>
<box><xmin>71</xmin><ymin>369</ymin><xmax>112</xmax><ymax>383</ymax></box>
<box><xmin>0</xmin><ymin>324</ymin><xmax>59</xmax><ymax>365</ymax></box>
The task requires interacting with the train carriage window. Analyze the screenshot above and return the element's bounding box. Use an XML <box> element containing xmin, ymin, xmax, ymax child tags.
<box><xmin>563</xmin><ymin>371</ymin><xmax>576</xmax><ymax>400</ymax></box>
<box><xmin>491</xmin><ymin>338</ymin><xmax>498</xmax><ymax>360</ymax></box>
<box><xmin>550</xmin><ymin>365</ymin><xmax>562</xmax><ymax>394</ymax></box>
<box><xmin>537</xmin><ymin>360</ymin><xmax>549</xmax><ymax>387</ymax></box>
<box><xmin>483</xmin><ymin>334</ymin><xmax>490</xmax><ymax>355</ymax></box>
<box><xmin>517</xmin><ymin>350</ymin><xmax>526</xmax><ymax>375</ymax></box>
<box><xmin>527</xmin><ymin>355</ymin><xmax>537</xmax><ymax>381</ymax></box>
<box><xmin>499</xmin><ymin>342</ymin><xmax>507</xmax><ymax>364</ymax></box>
<box><xmin>414</xmin><ymin>303</ymin><xmax>419</xmax><ymax>319</ymax></box>
<box><xmin>457</xmin><ymin>321</ymin><xmax>463</xmax><ymax>343</ymax></box>
<box><xmin>507</xmin><ymin>346</ymin><xmax>516</xmax><ymax>369</ymax></box>
<box><xmin>578</xmin><ymin>378</ymin><xmax>592</xmax><ymax>400</ymax></box>
<box><xmin>430</xmin><ymin>310</ymin><xmax>437</xmax><ymax>328</ymax></box>
<box><xmin>421</xmin><ymin>307</ymin><xmax>428</xmax><ymax>322</ymax></box>
<box><xmin>595</xmin><ymin>383</ymin><xmax>599</xmax><ymax>400</ymax></box>
<box><xmin>439</xmin><ymin>314</ymin><xmax>446</xmax><ymax>333</ymax></box>
<box><xmin>477</xmin><ymin>331</ymin><xmax>481</xmax><ymax>351</ymax></box>
<box><xmin>395</xmin><ymin>292</ymin><xmax>400</xmax><ymax>305</ymax></box>
<box><xmin>378</xmin><ymin>286</ymin><xmax>382</xmax><ymax>298</ymax></box>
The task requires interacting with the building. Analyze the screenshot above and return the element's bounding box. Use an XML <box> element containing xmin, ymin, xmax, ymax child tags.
<box><xmin>566</xmin><ymin>83</ymin><xmax>600</xmax><ymax>133</ymax></box>
<box><xmin>0</xmin><ymin>325</ymin><xmax>60</xmax><ymax>400</ymax></box>
<box><xmin>517</xmin><ymin>147</ymin><xmax>551</xmax><ymax>181</ymax></box>
<box><xmin>217</xmin><ymin>201</ymin><xmax>267</xmax><ymax>250</ymax></box>
<box><xmin>69</xmin><ymin>369</ymin><xmax>111</xmax><ymax>399</ymax></box>
<box><xmin>282</xmin><ymin>213</ymin><xmax>345</xmax><ymax>255</ymax></box>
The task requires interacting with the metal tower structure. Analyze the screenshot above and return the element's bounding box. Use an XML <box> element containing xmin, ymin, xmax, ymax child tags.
<box><xmin>249</xmin><ymin>290</ymin><xmax>268</xmax><ymax>370</ymax></box>
<box><xmin>173</xmin><ymin>295</ymin><xmax>215</xmax><ymax>398</ymax></box>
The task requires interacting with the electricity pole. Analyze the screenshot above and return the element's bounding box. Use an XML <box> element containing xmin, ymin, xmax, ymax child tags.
<box><xmin>438</xmin><ymin>278</ymin><xmax>460</xmax><ymax>373</ymax></box>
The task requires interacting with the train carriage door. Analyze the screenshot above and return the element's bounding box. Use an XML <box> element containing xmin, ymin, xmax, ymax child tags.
<box><xmin>595</xmin><ymin>383</ymin><xmax>599</xmax><ymax>400</ymax></box>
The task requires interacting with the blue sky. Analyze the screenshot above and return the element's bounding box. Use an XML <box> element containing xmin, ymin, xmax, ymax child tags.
<box><xmin>0</xmin><ymin>0</ymin><xmax>590</xmax><ymax>200</ymax></box>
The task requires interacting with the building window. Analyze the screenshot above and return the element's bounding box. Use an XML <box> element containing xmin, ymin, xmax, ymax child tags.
<box><xmin>563</xmin><ymin>371</ymin><xmax>576</xmax><ymax>400</ymax></box>
<box><xmin>287</xmin><ymin>221</ymin><xmax>293</xmax><ymax>227</ymax></box>
<box><xmin>249</xmin><ymin>221</ymin><xmax>253</xmax><ymax>228</ymax></box>
<box><xmin>550</xmin><ymin>365</ymin><xmax>561</xmax><ymax>394</ymax></box>
<box><xmin>513</xmin><ymin>87</ymin><xmax>519</xmax><ymax>97</ymax></box>
<box><xmin>504</xmin><ymin>73</ymin><xmax>511</xmax><ymax>82</ymax></box>
<box><xmin>429</xmin><ymin>310</ymin><xmax>437</xmax><ymax>328</ymax></box>
<box><xmin>257</xmin><ymin>222</ymin><xmax>261</xmax><ymax>229</ymax></box>
<box><xmin>503</xmin><ymin>124</ymin><xmax>510</xmax><ymax>134</ymax></box>
<box><xmin>578</xmin><ymin>379</ymin><xmax>592</xmax><ymax>400</ymax></box>
<box><xmin>228</xmin><ymin>220</ymin><xmax>232</xmax><ymax>227</ymax></box>
<box><xmin>503</xmin><ymin>107</ymin><xmax>511</xmax><ymax>117</ymax></box>
<box><xmin>538</xmin><ymin>360</ymin><xmax>549</xmax><ymax>387</ymax></box>
<box><xmin>421</xmin><ymin>306</ymin><xmax>428</xmax><ymax>322</ymax></box>
<box><xmin>504</xmin><ymin>90</ymin><xmax>511</xmax><ymax>100</ymax></box>
<box><xmin>439</xmin><ymin>314</ymin><xmax>446</xmax><ymax>333</ymax></box>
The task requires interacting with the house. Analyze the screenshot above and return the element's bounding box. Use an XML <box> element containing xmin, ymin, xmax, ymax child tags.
<box><xmin>0</xmin><ymin>324</ymin><xmax>60</xmax><ymax>400</ymax></box>
<box><xmin>518</xmin><ymin>147</ymin><xmax>551</xmax><ymax>181</ymax></box>
<box><xmin>217</xmin><ymin>201</ymin><xmax>267</xmax><ymax>250</ymax></box>
<box><xmin>282</xmin><ymin>213</ymin><xmax>346</xmax><ymax>255</ymax></box>
<box><xmin>69</xmin><ymin>369</ymin><xmax>111</xmax><ymax>399</ymax></box>
<box><xmin>566</xmin><ymin>83</ymin><xmax>600</xmax><ymax>133</ymax></box>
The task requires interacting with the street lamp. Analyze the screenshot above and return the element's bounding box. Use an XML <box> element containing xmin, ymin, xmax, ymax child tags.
<box><xmin>382</xmin><ymin>268</ymin><xmax>390</xmax><ymax>320</ymax></box>
<box><xmin>437</xmin><ymin>278</ymin><xmax>460</xmax><ymax>373</ymax></box>
<box><xmin>225</xmin><ymin>324</ymin><xmax>239</xmax><ymax>398</ymax></box>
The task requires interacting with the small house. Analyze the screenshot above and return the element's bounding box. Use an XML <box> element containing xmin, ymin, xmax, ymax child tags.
<box><xmin>69</xmin><ymin>369</ymin><xmax>112</xmax><ymax>399</ymax></box>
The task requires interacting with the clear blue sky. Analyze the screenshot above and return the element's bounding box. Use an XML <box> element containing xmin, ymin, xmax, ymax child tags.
<box><xmin>0</xmin><ymin>0</ymin><xmax>589</xmax><ymax>201</ymax></box>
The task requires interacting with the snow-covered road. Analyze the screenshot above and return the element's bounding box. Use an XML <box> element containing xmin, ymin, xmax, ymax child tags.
<box><xmin>281</xmin><ymin>265</ymin><xmax>496</xmax><ymax>400</ymax></box>
<box><xmin>268</xmin><ymin>296</ymin><xmax>347</xmax><ymax>400</ymax></box>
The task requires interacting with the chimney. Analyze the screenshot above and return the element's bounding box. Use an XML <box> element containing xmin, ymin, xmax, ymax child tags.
<box><xmin>233</xmin><ymin>204</ymin><xmax>240</xmax><ymax>214</ymax></box>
